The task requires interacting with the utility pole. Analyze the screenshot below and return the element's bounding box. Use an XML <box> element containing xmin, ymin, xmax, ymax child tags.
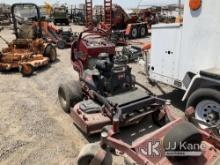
<box><xmin>178</xmin><ymin>0</ymin><xmax>181</xmax><ymax>17</ymax></box>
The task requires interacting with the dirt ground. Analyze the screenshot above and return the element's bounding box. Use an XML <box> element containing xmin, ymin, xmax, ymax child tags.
<box><xmin>0</xmin><ymin>24</ymin><xmax>185</xmax><ymax>165</ymax></box>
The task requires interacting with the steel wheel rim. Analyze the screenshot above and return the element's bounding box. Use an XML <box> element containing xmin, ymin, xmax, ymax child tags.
<box><xmin>195</xmin><ymin>100</ymin><xmax>220</xmax><ymax>128</ymax></box>
<box><xmin>141</xmin><ymin>27</ymin><xmax>146</xmax><ymax>36</ymax></box>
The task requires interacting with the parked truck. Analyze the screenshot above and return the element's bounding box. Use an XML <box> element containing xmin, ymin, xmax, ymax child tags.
<box><xmin>148</xmin><ymin>0</ymin><xmax>220</xmax><ymax>128</ymax></box>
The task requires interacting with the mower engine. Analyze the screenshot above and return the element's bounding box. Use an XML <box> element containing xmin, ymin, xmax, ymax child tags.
<box><xmin>81</xmin><ymin>53</ymin><xmax>134</xmax><ymax>95</ymax></box>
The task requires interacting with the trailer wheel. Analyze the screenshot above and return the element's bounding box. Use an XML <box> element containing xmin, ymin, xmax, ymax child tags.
<box><xmin>20</xmin><ymin>64</ymin><xmax>34</xmax><ymax>77</ymax></box>
<box><xmin>57</xmin><ymin>40</ymin><xmax>66</xmax><ymax>49</ymax></box>
<box><xmin>77</xmin><ymin>143</ymin><xmax>112</xmax><ymax>165</ymax></box>
<box><xmin>186</xmin><ymin>88</ymin><xmax>220</xmax><ymax>129</ymax></box>
<box><xmin>130</xmin><ymin>26</ymin><xmax>138</xmax><ymax>39</ymax></box>
<box><xmin>139</xmin><ymin>26</ymin><xmax>147</xmax><ymax>38</ymax></box>
<box><xmin>58</xmin><ymin>81</ymin><xmax>83</xmax><ymax>113</ymax></box>
<box><xmin>163</xmin><ymin>121</ymin><xmax>202</xmax><ymax>154</ymax></box>
<box><xmin>44</xmin><ymin>45</ymin><xmax>57</xmax><ymax>62</ymax></box>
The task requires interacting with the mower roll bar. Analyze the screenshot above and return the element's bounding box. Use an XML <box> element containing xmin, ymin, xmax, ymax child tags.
<box><xmin>11</xmin><ymin>3</ymin><xmax>42</xmax><ymax>39</ymax></box>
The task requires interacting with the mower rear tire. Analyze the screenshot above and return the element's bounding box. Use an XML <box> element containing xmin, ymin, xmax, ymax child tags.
<box><xmin>44</xmin><ymin>44</ymin><xmax>57</xmax><ymax>62</ymax></box>
<box><xmin>58</xmin><ymin>81</ymin><xmax>83</xmax><ymax>113</ymax></box>
<box><xmin>57</xmin><ymin>40</ymin><xmax>66</xmax><ymax>49</ymax></box>
<box><xmin>77</xmin><ymin>143</ymin><xmax>112</xmax><ymax>165</ymax></box>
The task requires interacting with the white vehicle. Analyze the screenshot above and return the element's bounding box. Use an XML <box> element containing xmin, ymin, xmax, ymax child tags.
<box><xmin>148</xmin><ymin>0</ymin><xmax>220</xmax><ymax>127</ymax></box>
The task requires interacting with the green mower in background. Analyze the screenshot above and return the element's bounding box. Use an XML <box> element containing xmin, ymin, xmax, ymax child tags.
<box><xmin>53</xmin><ymin>6</ymin><xmax>69</xmax><ymax>25</ymax></box>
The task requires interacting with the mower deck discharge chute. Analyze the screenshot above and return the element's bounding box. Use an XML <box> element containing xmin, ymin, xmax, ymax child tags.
<box><xmin>0</xmin><ymin>3</ymin><xmax>57</xmax><ymax>76</ymax></box>
<box><xmin>58</xmin><ymin>29</ymin><xmax>171</xmax><ymax>135</ymax></box>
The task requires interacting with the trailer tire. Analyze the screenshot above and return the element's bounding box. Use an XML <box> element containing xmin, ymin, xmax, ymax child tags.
<box><xmin>65</xmin><ymin>20</ymin><xmax>69</xmax><ymax>26</ymax></box>
<box><xmin>58</xmin><ymin>81</ymin><xmax>82</xmax><ymax>113</ymax></box>
<box><xmin>139</xmin><ymin>26</ymin><xmax>147</xmax><ymax>38</ymax></box>
<box><xmin>130</xmin><ymin>26</ymin><xmax>138</xmax><ymax>39</ymax></box>
<box><xmin>77</xmin><ymin>143</ymin><xmax>112</xmax><ymax>165</ymax></box>
<box><xmin>57</xmin><ymin>40</ymin><xmax>66</xmax><ymax>49</ymax></box>
<box><xmin>44</xmin><ymin>45</ymin><xmax>57</xmax><ymax>62</ymax></box>
<box><xmin>163</xmin><ymin>121</ymin><xmax>202</xmax><ymax>154</ymax></box>
<box><xmin>186</xmin><ymin>88</ymin><xmax>220</xmax><ymax>128</ymax></box>
<box><xmin>20</xmin><ymin>64</ymin><xmax>34</xmax><ymax>77</ymax></box>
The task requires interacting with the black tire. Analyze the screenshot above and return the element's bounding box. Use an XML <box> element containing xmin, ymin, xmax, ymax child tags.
<box><xmin>57</xmin><ymin>40</ymin><xmax>66</xmax><ymax>49</ymax></box>
<box><xmin>77</xmin><ymin>143</ymin><xmax>112</xmax><ymax>165</ymax></box>
<box><xmin>20</xmin><ymin>64</ymin><xmax>34</xmax><ymax>77</ymax></box>
<box><xmin>44</xmin><ymin>45</ymin><xmax>57</xmax><ymax>62</ymax></box>
<box><xmin>130</xmin><ymin>26</ymin><xmax>138</xmax><ymax>39</ymax></box>
<box><xmin>124</xmin><ymin>156</ymin><xmax>136</xmax><ymax>165</ymax></box>
<box><xmin>65</xmin><ymin>20</ymin><xmax>69</xmax><ymax>26</ymax></box>
<box><xmin>163</xmin><ymin>121</ymin><xmax>202</xmax><ymax>153</ymax></box>
<box><xmin>186</xmin><ymin>88</ymin><xmax>220</xmax><ymax>126</ymax></box>
<box><xmin>152</xmin><ymin>110</ymin><xmax>169</xmax><ymax>127</ymax></box>
<box><xmin>58</xmin><ymin>80</ymin><xmax>83</xmax><ymax>113</ymax></box>
<box><xmin>139</xmin><ymin>26</ymin><xmax>147</xmax><ymax>38</ymax></box>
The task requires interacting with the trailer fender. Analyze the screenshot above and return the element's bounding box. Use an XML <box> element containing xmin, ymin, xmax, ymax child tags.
<box><xmin>182</xmin><ymin>74</ymin><xmax>220</xmax><ymax>101</ymax></box>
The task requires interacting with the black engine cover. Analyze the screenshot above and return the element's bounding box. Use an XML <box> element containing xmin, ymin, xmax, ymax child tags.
<box><xmin>81</xmin><ymin>59</ymin><xmax>134</xmax><ymax>95</ymax></box>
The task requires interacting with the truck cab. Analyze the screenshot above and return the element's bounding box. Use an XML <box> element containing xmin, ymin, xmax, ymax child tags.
<box><xmin>148</xmin><ymin>0</ymin><xmax>220</xmax><ymax>128</ymax></box>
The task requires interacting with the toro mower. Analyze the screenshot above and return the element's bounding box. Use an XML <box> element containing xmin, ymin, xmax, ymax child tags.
<box><xmin>77</xmin><ymin>107</ymin><xmax>220</xmax><ymax>165</ymax></box>
<box><xmin>0</xmin><ymin>3</ymin><xmax>57</xmax><ymax>77</ymax></box>
<box><xmin>58</xmin><ymin>29</ymin><xmax>171</xmax><ymax>135</ymax></box>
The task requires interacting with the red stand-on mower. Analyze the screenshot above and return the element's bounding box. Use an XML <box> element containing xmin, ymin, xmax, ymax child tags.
<box><xmin>77</xmin><ymin>107</ymin><xmax>220</xmax><ymax>165</ymax></box>
<box><xmin>58</xmin><ymin>29</ymin><xmax>171</xmax><ymax>136</ymax></box>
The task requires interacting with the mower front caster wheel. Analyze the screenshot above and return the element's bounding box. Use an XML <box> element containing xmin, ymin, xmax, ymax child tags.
<box><xmin>58</xmin><ymin>80</ymin><xmax>83</xmax><ymax>113</ymax></box>
<box><xmin>77</xmin><ymin>143</ymin><xmax>112</xmax><ymax>165</ymax></box>
<box><xmin>152</xmin><ymin>110</ymin><xmax>169</xmax><ymax>127</ymax></box>
<box><xmin>20</xmin><ymin>64</ymin><xmax>34</xmax><ymax>77</ymax></box>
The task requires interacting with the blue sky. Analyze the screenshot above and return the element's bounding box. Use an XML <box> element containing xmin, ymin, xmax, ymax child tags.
<box><xmin>2</xmin><ymin>0</ymin><xmax>185</xmax><ymax>8</ymax></box>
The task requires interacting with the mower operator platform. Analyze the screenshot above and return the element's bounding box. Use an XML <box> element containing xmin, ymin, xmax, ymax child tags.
<box><xmin>70</xmin><ymin>88</ymin><xmax>163</xmax><ymax>135</ymax></box>
<box><xmin>108</xmin><ymin>88</ymin><xmax>149</xmax><ymax>105</ymax></box>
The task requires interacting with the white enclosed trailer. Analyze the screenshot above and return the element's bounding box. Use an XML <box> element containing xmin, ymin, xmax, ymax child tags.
<box><xmin>149</xmin><ymin>0</ymin><xmax>220</xmax><ymax>128</ymax></box>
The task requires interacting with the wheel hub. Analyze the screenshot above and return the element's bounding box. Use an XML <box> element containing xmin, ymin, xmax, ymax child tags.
<box><xmin>141</xmin><ymin>28</ymin><xmax>146</xmax><ymax>36</ymax></box>
<box><xmin>195</xmin><ymin>100</ymin><xmax>220</xmax><ymax>128</ymax></box>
